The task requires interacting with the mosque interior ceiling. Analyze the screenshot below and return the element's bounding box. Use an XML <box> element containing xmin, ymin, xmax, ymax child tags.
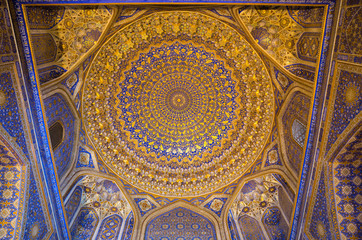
<box><xmin>0</xmin><ymin>0</ymin><xmax>361</xmax><ymax>239</ymax></box>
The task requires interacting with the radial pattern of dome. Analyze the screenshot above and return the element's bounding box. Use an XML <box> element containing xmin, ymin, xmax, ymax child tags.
<box><xmin>83</xmin><ymin>11</ymin><xmax>274</xmax><ymax>197</ymax></box>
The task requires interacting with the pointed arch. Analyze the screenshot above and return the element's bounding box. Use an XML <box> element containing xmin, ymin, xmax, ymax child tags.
<box><xmin>140</xmin><ymin>201</ymin><xmax>222</xmax><ymax>239</ymax></box>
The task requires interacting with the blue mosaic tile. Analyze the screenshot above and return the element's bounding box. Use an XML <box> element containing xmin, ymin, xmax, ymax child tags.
<box><xmin>44</xmin><ymin>93</ymin><xmax>76</xmax><ymax>178</ymax></box>
<box><xmin>134</xmin><ymin>198</ymin><xmax>156</xmax><ymax>216</ymax></box>
<box><xmin>70</xmin><ymin>207</ymin><xmax>98</xmax><ymax>240</ymax></box>
<box><xmin>204</xmin><ymin>198</ymin><xmax>227</xmax><ymax>217</ymax></box>
<box><xmin>145</xmin><ymin>207</ymin><xmax>216</xmax><ymax>240</ymax></box>
<box><xmin>96</xmin><ymin>214</ymin><xmax>123</xmax><ymax>240</ymax></box>
<box><xmin>309</xmin><ymin>171</ymin><xmax>332</xmax><ymax>239</ymax></box>
<box><xmin>75</xmin><ymin>147</ymin><xmax>95</xmax><ymax>168</ymax></box>
<box><xmin>326</xmin><ymin>70</ymin><xmax>361</xmax><ymax>153</ymax></box>
<box><xmin>23</xmin><ymin>171</ymin><xmax>49</xmax><ymax>240</ymax></box>
<box><xmin>0</xmin><ymin>71</ymin><xmax>28</xmax><ymax>156</ymax></box>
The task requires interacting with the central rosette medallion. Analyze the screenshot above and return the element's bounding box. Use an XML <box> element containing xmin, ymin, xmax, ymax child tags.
<box><xmin>118</xmin><ymin>42</ymin><xmax>238</xmax><ymax>160</ymax></box>
<box><xmin>83</xmin><ymin>11</ymin><xmax>274</xmax><ymax>197</ymax></box>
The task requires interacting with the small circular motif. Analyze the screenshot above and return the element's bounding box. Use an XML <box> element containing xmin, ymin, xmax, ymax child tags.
<box><xmin>260</xmin><ymin>201</ymin><xmax>267</xmax><ymax>207</ymax></box>
<box><xmin>161</xmin><ymin>224</ymin><xmax>170</xmax><ymax>230</ymax></box>
<box><xmin>242</xmin><ymin>207</ymin><xmax>250</xmax><ymax>213</ymax></box>
<box><xmin>176</xmin><ymin>211</ymin><xmax>184</xmax><ymax>217</ymax></box>
<box><xmin>176</xmin><ymin>223</ymin><xmax>185</xmax><ymax>229</ymax></box>
<box><xmin>344</xmin><ymin>83</ymin><xmax>358</xmax><ymax>105</ymax></box>
<box><xmin>191</xmin><ymin>223</ymin><xmax>200</xmax><ymax>229</ymax></box>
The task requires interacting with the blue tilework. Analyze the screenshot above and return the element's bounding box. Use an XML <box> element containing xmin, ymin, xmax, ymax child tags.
<box><xmin>75</xmin><ymin>147</ymin><xmax>95</xmax><ymax>168</ymax></box>
<box><xmin>0</xmin><ymin>141</ymin><xmax>23</xmax><ymax>240</ymax></box>
<box><xmin>146</xmin><ymin>207</ymin><xmax>217</xmax><ymax>240</ymax></box>
<box><xmin>0</xmin><ymin>71</ymin><xmax>28</xmax><ymax>156</ymax></box>
<box><xmin>96</xmin><ymin>214</ymin><xmax>123</xmax><ymax>240</ymax></box>
<box><xmin>70</xmin><ymin>207</ymin><xmax>98</xmax><ymax>240</ymax></box>
<box><xmin>282</xmin><ymin>92</ymin><xmax>310</xmax><ymax>173</ymax></box>
<box><xmin>265</xmin><ymin>145</ymin><xmax>282</xmax><ymax>167</ymax></box>
<box><xmin>333</xmin><ymin>131</ymin><xmax>361</xmax><ymax>239</ymax></box>
<box><xmin>326</xmin><ymin>70</ymin><xmax>361</xmax><ymax>153</ymax></box>
<box><xmin>309</xmin><ymin>171</ymin><xmax>332</xmax><ymax>239</ymax></box>
<box><xmin>274</xmin><ymin>68</ymin><xmax>292</xmax><ymax>92</ymax></box>
<box><xmin>23</xmin><ymin>171</ymin><xmax>49</xmax><ymax>240</ymax></box>
<box><xmin>238</xmin><ymin>214</ymin><xmax>265</xmax><ymax>240</ymax></box>
<box><xmin>262</xmin><ymin>207</ymin><xmax>289</xmax><ymax>240</ymax></box>
<box><xmin>204</xmin><ymin>198</ymin><xmax>227</xmax><ymax>217</ymax></box>
<box><xmin>64</xmin><ymin>186</ymin><xmax>82</xmax><ymax>224</ymax></box>
<box><xmin>44</xmin><ymin>93</ymin><xmax>76</xmax><ymax>178</ymax></box>
<box><xmin>134</xmin><ymin>198</ymin><xmax>156</xmax><ymax>217</ymax></box>
<box><xmin>61</xmin><ymin>70</ymin><xmax>79</xmax><ymax>95</ymax></box>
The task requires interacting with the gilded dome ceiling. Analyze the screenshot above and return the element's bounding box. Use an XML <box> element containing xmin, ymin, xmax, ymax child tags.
<box><xmin>83</xmin><ymin>11</ymin><xmax>274</xmax><ymax>197</ymax></box>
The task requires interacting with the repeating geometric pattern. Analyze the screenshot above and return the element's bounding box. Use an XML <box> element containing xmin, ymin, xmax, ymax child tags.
<box><xmin>122</xmin><ymin>212</ymin><xmax>134</xmax><ymax>240</ymax></box>
<box><xmin>282</xmin><ymin>92</ymin><xmax>310</xmax><ymax>173</ymax></box>
<box><xmin>77</xmin><ymin>176</ymin><xmax>132</xmax><ymax>220</ymax></box>
<box><xmin>23</xmin><ymin>171</ymin><xmax>49</xmax><ymax>240</ymax></box>
<box><xmin>118</xmin><ymin>42</ymin><xmax>239</xmax><ymax>161</ymax></box>
<box><xmin>287</xmin><ymin>6</ymin><xmax>324</xmax><ymax>28</ymax></box>
<box><xmin>0</xmin><ymin>139</ymin><xmax>22</xmax><ymax>240</ymax></box>
<box><xmin>0</xmin><ymin>70</ymin><xmax>27</xmax><ymax>154</ymax></box>
<box><xmin>262</xmin><ymin>207</ymin><xmax>289</xmax><ymax>240</ymax></box>
<box><xmin>204</xmin><ymin>198</ymin><xmax>227</xmax><ymax>217</ymax></box>
<box><xmin>84</xmin><ymin>10</ymin><xmax>274</xmax><ymax>197</ymax></box>
<box><xmin>70</xmin><ymin>207</ymin><xmax>98</xmax><ymax>240</ymax></box>
<box><xmin>297</xmin><ymin>32</ymin><xmax>321</xmax><ymax>63</ymax></box>
<box><xmin>285</xmin><ymin>64</ymin><xmax>316</xmax><ymax>81</ymax></box>
<box><xmin>231</xmin><ymin>174</ymin><xmax>281</xmax><ymax>219</ymax></box>
<box><xmin>326</xmin><ymin>70</ymin><xmax>361</xmax><ymax>153</ymax></box>
<box><xmin>65</xmin><ymin>186</ymin><xmax>82</xmax><ymax>223</ymax></box>
<box><xmin>4</xmin><ymin>4</ymin><xmax>344</xmax><ymax>240</ymax></box>
<box><xmin>145</xmin><ymin>207</ymin><xmax>217</xmax><ymax>240</ymax></box>
<box><xmin>309</xmin><ymin>171</ymin><xmax>332</xmax><ymax>239</ymax></box>
<box><xmin>26</xmin><ymin>5</ymin><xmax>113</xmax><ymax>82</ymax></box>
<box><xmin>338</xmin><ymin>6</ymin><xmax>362</xmax><ymax>55</ymax></box>
<box><xmin>238</xmin><ymin>214</ymin><xmax>265</xmax><ymax>240</ymax></box>
<box><xmin>96</xmin><ymin>214</ymin><xmax>123</xmax><ymax>240</ymax></box>
<box><xmin>75</xmin><ymin>147</ymin><xmax>95</xmax><ymax>169</ymax></box>
<box><xmin>264</xmin><ymin>145</ymin><xmax>282</xmax><ymax>167</ymax></box>
<box><xmin>239</xmin><ymin>6</ymin><xmax>323</xmax><ymax>67</ymax></box>
<box><xmin>44</xmin><ymin>93</ymin><xmax>75</xmax><ymax>178</ymax></box>
<box><xmin>134</xmin><ymin>198</ymin><xmax>156</xmax><ymax>216</ymax></box>
<box><xmin>333</xmin><ymin>131</ymin><xmax>361</xmax><ymax>239</ymax></box>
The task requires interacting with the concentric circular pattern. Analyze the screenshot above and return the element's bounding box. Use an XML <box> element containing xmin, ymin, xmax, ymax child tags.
<box><xmin>83</xmin><ymin>11</ymin><xmax>274</xmax><ymax>197</ymax></box>
<box><xmin>118</xmin><ymin>42</ymin><xmax>238</xmax><ymax>161</ymax></box>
